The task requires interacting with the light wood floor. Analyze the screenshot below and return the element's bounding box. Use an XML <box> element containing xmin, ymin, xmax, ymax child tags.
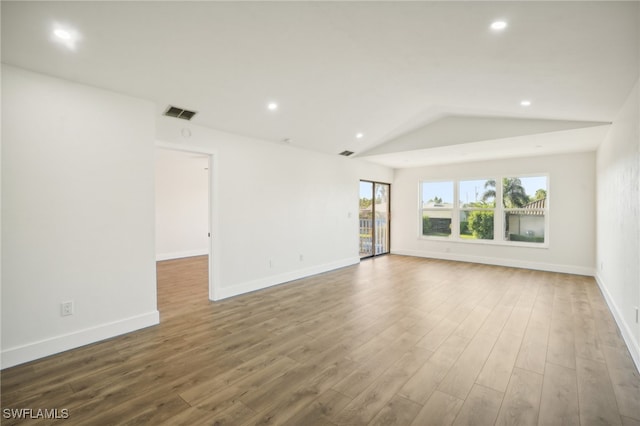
<box><xmin>2</xmin><ymin>255</ymin><xmax>639</xmax><ymax>425</ymax></box>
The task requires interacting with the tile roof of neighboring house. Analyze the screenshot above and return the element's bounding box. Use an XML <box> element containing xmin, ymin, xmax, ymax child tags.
<box><xmin>510</xmin><ymin>197</ymin><xmax>546</xmax><ymax>215</ymax></box>
<box><xmin>524</xmin><ymin>198</ymin><xmax>546</xmax><ymax>209</ymax></box>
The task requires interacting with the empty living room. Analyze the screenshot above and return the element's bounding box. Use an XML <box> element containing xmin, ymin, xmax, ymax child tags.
<box><xmin>2</xmin><ymin>1</ymin><xmax>639</xmax><ymax>425</ymax></box>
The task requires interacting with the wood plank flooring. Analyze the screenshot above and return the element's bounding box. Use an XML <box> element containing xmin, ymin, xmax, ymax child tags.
<box><xmin>2</xmin><ymin>255</ymin><xmax>639</xmax><ymax>425</ymax></box>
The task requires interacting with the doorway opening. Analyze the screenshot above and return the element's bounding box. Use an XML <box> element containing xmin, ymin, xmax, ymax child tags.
<box><xmin>155</xmin><ymin>148</ymin><xmax>213</xmax><ymax>315</ymax></box>
<box><xmin>359</xmin><ymin>180</ymin><xmax>390</xmax><ymax>258</ymax></box>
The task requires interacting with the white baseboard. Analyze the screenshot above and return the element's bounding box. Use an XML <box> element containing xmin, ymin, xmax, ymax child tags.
<box><xmin>1</xmin><ymin>310</ymin><xmax>160</xmax><ymax>369</ymax></box>
<box><xmin>213</xmin><ymin>257</ymin><xmax>360</xmax><ymax>300</ymax></box>
<box><xmin>391</xmin><ymin>249</ymin><xmax>595</xmax><ymax>276</ymax></box>
<box><xmin>594</xmin><ymin>274</ymin><xmax>640</xmax><ymax>373</ymax></box>
<box><xmin>156</xmin><ymin>249</ymin><xmax>208</xmax><ymax>261</ymax></box>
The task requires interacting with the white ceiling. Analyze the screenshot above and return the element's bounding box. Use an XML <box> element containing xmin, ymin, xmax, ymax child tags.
<box><xmin>2</xmin><ymin>1</ymin><xmax>638</xmax><ymax>168</ymax></box>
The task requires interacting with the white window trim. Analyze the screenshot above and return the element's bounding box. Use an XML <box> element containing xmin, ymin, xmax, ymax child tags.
<box><xmin>418</xmin><ymin>175</ymin><xmax>549</xmax><ymax>248</ymax></box>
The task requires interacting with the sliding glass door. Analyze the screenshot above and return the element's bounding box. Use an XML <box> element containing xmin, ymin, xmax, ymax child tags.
<box><xmin>359</xmin><ymin>181</ymin><xmax>390</xmax><ymax>258</ymax></box>
<box><xmin>359</xmin><ymin>181</ymin><xmax>374</xmax><ymax>257</ymax></box>
<box><xmin>374</xmin><ymin>183</ymin><xmax>390</xmax><ymax>255</ymax></box>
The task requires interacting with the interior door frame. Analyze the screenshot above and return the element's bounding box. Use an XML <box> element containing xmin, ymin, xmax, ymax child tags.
<box><xmin>360</xmin><ymin>180</ymin><xmax>391</xmax><ymax>259</ymax></box>
<box><xmin>155</xmin><ymin>140</ymin><xmax>219</xmax><ymax>302</ymax></box>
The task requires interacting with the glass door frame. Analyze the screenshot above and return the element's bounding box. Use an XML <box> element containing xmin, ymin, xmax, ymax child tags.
<box><xmin>359</xmin><ymin>180</ymin><xmax>391</xmax><ymax>259</ymax></box>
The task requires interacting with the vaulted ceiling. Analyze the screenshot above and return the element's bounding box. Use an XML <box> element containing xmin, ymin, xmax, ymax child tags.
<box><xmin>2</xmin><ymin>1</ymin><xmax>638</xmax><ymax>167</ymax></box>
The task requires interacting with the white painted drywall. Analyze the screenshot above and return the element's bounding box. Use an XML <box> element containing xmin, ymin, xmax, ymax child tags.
<box><xmin>155</xmin><ymin>149</ymin><xmax>209</xmax><ymax>260</ymax></box>
<box><xmin>392</xmin><ymin>151</ymin><xmax>596</xmax><ymax>275</ymax></box>
<box><xmin>596</xmin><ymin>78</ymin><xmax>640</xmax><ymax>370</ymax></box>
<box><xmin>156</xmin><ymin>117</ymin><xmax>394</xmax><ymax>300</ymax></box>
<box><xmin>1</xmin><ymin>65</ymin><xmax>159</xmax><ymax>368</ymax></box>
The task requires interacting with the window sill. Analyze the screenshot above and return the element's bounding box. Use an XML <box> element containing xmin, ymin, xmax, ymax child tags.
<box><xmin>419</xmin><ymin>235</ymin><xmax>549</xmax><ymax>249</ymax></box>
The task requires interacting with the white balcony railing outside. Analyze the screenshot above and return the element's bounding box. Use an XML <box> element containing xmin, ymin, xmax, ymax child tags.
<box><xmin>359</xmin><ymin>218</ymin><xmax>388</xmax><ymax>256</ymax></box>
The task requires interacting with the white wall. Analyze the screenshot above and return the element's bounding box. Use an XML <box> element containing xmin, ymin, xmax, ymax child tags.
<box><xmin>392</xmin><ymin>152</ymin><xmax>596</xmax><ymax>275</ymax></box>
<box><xmin>1</xmin><ymin>66</ymin><xmax>159</xmax><ymax>368</ymax></box>
<box><xmin>156</xmin><ymin>117</ymin><xmax>393</xmax><ymax>300</ymax></box>
<box><xmin>155</xmin><ymin>149</ymin><xmax>209</xmax><ymax>260</ymax></box>
<box><xmin>596</xmin><ymin>78</ymin><xmax>640</xmax><ymax>369</ymax></box>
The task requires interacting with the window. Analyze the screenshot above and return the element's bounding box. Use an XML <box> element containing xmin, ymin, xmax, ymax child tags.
<box><xmin>420</xmin><ymin>175</ymin><xmax>548</xmax><ymax>245</ymax></box>
<box><xmin>459</xmin><ymin>179</ymin><xmax>495</xmax><ymax>240</ymax></box>
<box><xmin>421</xmin><ymin>181</ymin><xmax>453</xmax><ymax>237</ymax></box>
<box><xmin>503</xmin><ymin>176</ymin><xmax>547</xmax><ymax>243</ymax></box>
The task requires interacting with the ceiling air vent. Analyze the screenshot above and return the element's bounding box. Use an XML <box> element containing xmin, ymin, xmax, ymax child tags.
<box><xmin>164</xmin><ymin>105</ymin><xmax>197</xmax><ymax>121</ymax></box>
<box><xmin>339</xmin><ymin>150</ymin><xmax>354</xmax><ymax>157</ymax></box>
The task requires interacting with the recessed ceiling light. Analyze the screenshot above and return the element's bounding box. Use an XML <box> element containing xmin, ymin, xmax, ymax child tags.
<box><xmin>267</xmin><ymin>102</ymin><xmax>278</xmax><ymax>111</ymax></box>
<box><xmin>54</xmin><ymin>29</ymin><xmax>71</xmax><ymax>40</ymax></box>
<box><xmin>52</xmin><ymin>24</ymin><xmax>80</xmax><ymax>50</ymax></box>
<box><xmin>490</xmin><ymin>21</ymin><xmax>508</xmax><ymax>31</ymax></box>
<box><xmin>520</xmin><ymin>100</ymin><xmax>532</xmax><ymax>107</ymax></box>
<box><xmin>355</xmin><ymin>133</ymin><xmax>364</xmax><ymax>139</ymax></box>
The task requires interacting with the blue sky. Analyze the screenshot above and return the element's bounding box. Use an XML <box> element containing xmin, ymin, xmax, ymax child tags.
<box><xmin>359</xmin><ymin>181</ymin><xmax>374</xmax><ymax>198</ymax></box>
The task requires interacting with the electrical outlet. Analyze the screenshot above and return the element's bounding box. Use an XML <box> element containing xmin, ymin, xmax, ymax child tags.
<box><xmin>61</xmin><ymin>301</ymin><xmax>74</xmax><ymax>316</ymax></box>
<box><xmin>635</xmin><ymin>307</ymin><xmax>639</xmax><ymax>324</ymax></box>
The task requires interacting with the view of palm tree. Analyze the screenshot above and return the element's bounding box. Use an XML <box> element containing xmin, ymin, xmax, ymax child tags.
<box><xmin>534</xmin><ymin>189</ymin><xmax>547</xmax><ymax>201</ymax></box>
<box><xmin>482</xmin><ymin>178</ymin><xmax>529</xmax><ymax>208</ymax></box>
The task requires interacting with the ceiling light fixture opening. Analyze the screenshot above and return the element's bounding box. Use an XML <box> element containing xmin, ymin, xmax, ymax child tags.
<box><xmin>490</xmin><ymin>21</ymin><xmax>508</xmax><ymax>31</ymax></box>
<box><xmin>54</xmin><ymin>29</ymin><xmax>71</xmax><ymax>40</ymax></box>
<box><xmin>267</xmin><ymin>102</ymin><xmax>278</xmax><ymax>111</ymax></box>
<box><xmin>520</xmin><ymin>100</ymin><xmax>532</xmax><ymax>107</ymax></box>
<box><xmin>355</xmin><ymin>133</ymin><xmax>364</xmax><ymax>139</ymax></box>
<box><xmin>51</xmin><ymin>23</ymin><xmax>81</xmax><ymax>50</ymax></box>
